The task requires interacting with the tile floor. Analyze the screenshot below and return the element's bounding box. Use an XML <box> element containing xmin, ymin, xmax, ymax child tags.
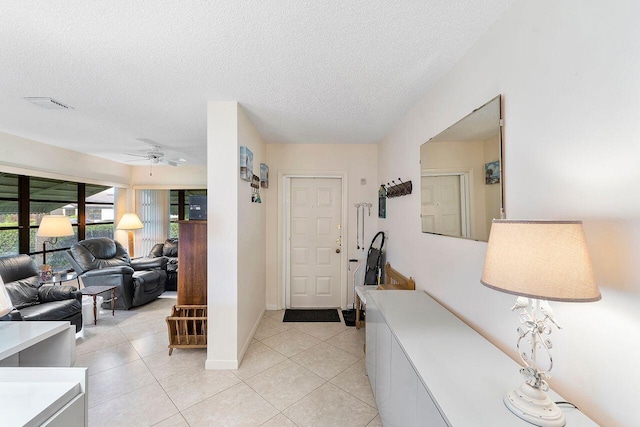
<box><xmin>75</xmin><ymin>292</ymin><xmax>380</xmax><ymax>426</ymax></box>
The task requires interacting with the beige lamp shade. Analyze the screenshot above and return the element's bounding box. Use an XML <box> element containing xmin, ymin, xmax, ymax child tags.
<box><xmin>116</xmin><ymin>213</ymin><xmax>143</xmax><ymax>230</ymax></box>
<box><xmin>481</xmin><ymin>220</ymin><xmax>601</xmax><ymax>302</ymax></box>
<box><xmin>36</xmin><ymin>215</ymin><xmax>74</xmax><ymax>238</ymax></box>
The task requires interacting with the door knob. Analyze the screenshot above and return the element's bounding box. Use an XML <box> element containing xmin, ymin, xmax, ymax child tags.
<box><xmin>336</xmin><ymin>248</ymin><xmax>341</xmax><ymax>253</ymax></box>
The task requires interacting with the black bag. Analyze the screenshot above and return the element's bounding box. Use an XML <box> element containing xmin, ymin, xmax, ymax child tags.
<box><xmin>364</xmin><ymin>232</ymin><xmax>385</xmax><ymax>285</ymax></box>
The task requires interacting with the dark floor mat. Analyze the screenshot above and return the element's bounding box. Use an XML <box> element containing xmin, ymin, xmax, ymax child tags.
<box><xmin>283</xmin><ymin>309</ymin><xmax>340</xmax><ymax>322</ymax></box>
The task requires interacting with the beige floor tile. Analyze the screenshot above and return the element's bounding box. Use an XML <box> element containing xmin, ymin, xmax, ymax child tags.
<box><xmin>292</xmin><ymin>321</ymin><xmax>349</xmax><ymax>341</ymax></box>
<box><xmin>142</xmin><ymin>348</ymin><xmax>207</xmax><ymax>381</ymax></box>
<box><xmin>233</xmin><ymin>341</ymin><xmax>287</xmax><ymax>380</ymax></box>
<box><xmin>119</xmin><ymin>316</ymin><xmax>168</xmax><ymax>340</ymax></box>
<box><xmin>74</xmin><ymin>341</ymin><xmax>140</xmax><ymax>376</ymax></box>
<box><xmin>260</xmin><ymin>413</ymin><xmax>297</xmax><ymax>426</ymax></box>
<box><xmin>131</xmin><ymin>330</ymin><xmax>171</xmax><ymax>358</ymax></box>
<box><xmin>159</xmin><ymin>367</ymin><xmax>241</xmax><ymax>411</ymax></box>
<box><xmin>246</xmin><ymin>359</ymin><xmax>325</xmax><ymax>410</ymax></box>
<box><xmin>261</xmin><ymin>328</ymin><xmax>321</xmax><ymax>357</ymax></box>
<box><xmin>181</xmin><ymin>383</ymin><xmax>278</xmax><ymax>427</ymax></box>
<box><xmin>329</xmin><ymin>358</ymin><xmax>376</xmax><ymax>407</ymax></box>
<box><xmin>254</xmin><ymin>316</ymin><xmax>292</xmax><ymax>341</ymax></box>
<box><xmin>88</xmin><ymin>382</ymin><xmax>178</xmax><ymax>427</ymax></box>
<box><xmin>325</xmin><ymin>327</ymin><xmax>366</xmax><ymax>357</ymax></box>
<box><xmin>152</xmin><ymin>413</ymin><xmax>190</xmax><ymax>427</ymax></box>
<box><xmin>283</xmin><ymin>383</ymin><xmax>378</xmax><ymax>427</ymax></box>
<box><xmin>291</xmin><ymin>342</ymin><xmax>359</xmax><ymax>380</ymax></box>
<box><xmin>76</xmin><ymin>325</ymin><xmax>129</xmax><ymax>356</ymax></box>
<box><xmin>264</xmin><ymin>309</ymin><xmax>286</xmax><ymax>321</ymax></box>
<box><xmin>366</xmin><ymin>415</ymin><xmax>383</xmax><ymax>426</ymax></box>
<box><xmin>87</xmin><ymin>359</ymin><xmax>157</xmax><ymax>408</ymax></box>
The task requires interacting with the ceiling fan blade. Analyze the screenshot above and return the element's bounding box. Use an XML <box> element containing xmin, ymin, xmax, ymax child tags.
<box><xmin>124</xmin><ymin>152</ymin><xmax>149</xmax><ymax>158</ymax></box>
<box><xmin>161</xmin><ymin>159</ymin><xmax>181</xmax><ymax>167</ymax></box>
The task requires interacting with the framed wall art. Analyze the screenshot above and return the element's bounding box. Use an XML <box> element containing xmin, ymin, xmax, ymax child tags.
<box><xmin>240</xmin><ymin>146</ymin><xmax>253</xmax><ymax>182</ymax></box>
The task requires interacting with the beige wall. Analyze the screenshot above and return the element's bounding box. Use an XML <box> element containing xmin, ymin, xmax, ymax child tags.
<box><xmin>378</xmin><ymin>1</ymin><xmax>639</xmax><ymax>425</ymax></box>
<box><xmin>130</xmin><ymin>165</ymin><xmax>206</xmax><ymax>189</ymax></box>
<box><xmin>0</xmin><ymin>131</ymin><xmax>130</xmax><ymax>187</ymax></box>
<box><xmin>236</xmin><ymin>107</ymin><xmax>267</xmax><ymax>358</ymax></box>
<box><xmin>265</xmin><ymin>143</ymin><xmax>378</xmax><ymax>309</ymax></box>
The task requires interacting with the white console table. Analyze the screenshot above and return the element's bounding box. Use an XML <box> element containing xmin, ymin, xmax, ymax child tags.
<box><xmin>0</xmin><ymin>367</ymin><xmax>88</xmax><ymax>427</ymax></box>
<box><xmin>0</xmin><ymin>321</ymin><xmax>76</xmax><ymax>367</ymax></box>
<box><xmin>365</xmin><ymin>290</ymin><xmax>597</xmax><ymax>426</ymax></box>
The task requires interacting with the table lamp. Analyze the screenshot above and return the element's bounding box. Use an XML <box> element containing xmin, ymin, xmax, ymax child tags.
<box><xmin>36</xmin><ymin>215</ymin><xmax>74</xmax><ymax>265</ymax></box>
<box><xmin>0</xmin><ymin>275</ymin><xmax>14</xmax><ymax>317</ymax></box>
<box><xmin>116</xmin><ymin>213</ymin><xmax>143</xmax><ymax>257</ymax></box>
<box><xmin>481</xmin><ymin>220</ymin><xmax>600</xmax><ymax>427</ymax></box>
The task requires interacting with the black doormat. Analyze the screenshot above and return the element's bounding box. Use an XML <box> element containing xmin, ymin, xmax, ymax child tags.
<box><xmin>283</xmin><ymin>309</ymin><xmax>340</xmax><ymax>323</ymax></box>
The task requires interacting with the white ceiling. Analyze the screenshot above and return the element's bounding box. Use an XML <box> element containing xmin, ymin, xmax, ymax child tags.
<box><xmin>0</xmin><ymin>0</ymin><xmax>515</xmax><ymax>167</ymax></box>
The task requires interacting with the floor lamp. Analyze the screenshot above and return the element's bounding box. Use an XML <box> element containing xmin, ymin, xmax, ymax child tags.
<box><xmin>116</xmin><ymin>213</ymin><xmax>143</xmax><ymax>257</ymax></box>
<box><xmin>36</xmin><ymin>215</ymin><xmax>74</xmax><ymax>265</ymax></box>
<box><xmin>481</xmin><ymin>220</ymin><xmax>601</xmax><ymax>427</ymax></box>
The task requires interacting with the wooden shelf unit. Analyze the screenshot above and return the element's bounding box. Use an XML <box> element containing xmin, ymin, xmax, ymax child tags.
<box><xmin>177</xmin><ymin>220</ymin><xmax>207</xmax><ymax>305</ymax></box>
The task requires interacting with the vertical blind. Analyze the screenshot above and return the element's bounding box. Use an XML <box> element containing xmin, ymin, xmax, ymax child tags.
<box><xmin>135</xmin><ymin>189</ymin><xmax>169</xmax><ymax>256</ymax></box>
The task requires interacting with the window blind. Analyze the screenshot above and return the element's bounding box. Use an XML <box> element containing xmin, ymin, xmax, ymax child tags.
<box><xmin>135</xmin><ymin>189</ymin><xmax>169</xmax><ymax>256</ymax></box>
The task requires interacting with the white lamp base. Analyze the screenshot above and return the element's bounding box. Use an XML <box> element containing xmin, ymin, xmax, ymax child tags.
<box><xmin>504</xmin><ymin>383</ymin><xmax>566</xmax><ymax>427</ymax></box>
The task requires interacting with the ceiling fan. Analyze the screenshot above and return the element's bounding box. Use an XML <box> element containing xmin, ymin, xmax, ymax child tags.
<box><xmin>125</xmin><ymin>139</ymin><xmax>186</xmax><ymax>175</ymax></box>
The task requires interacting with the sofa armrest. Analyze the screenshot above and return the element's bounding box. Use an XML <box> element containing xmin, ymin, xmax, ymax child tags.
<box><xmin>81</xmin><ymin>266</ymin><xmax>135</xmax><ymax>278</ymax></box>
<box><xmin>37</xmin><ymin>285</ymin><xmax>81</xmax><ymax>303</ymax></box>
<box><xmin>0</xmin><ymin>309</ymin><xmax>23</xmax><ymax>321</ymax></box>
<box><xmin>131</xmin><ymin>256</ymin><xmax>167</xmax><ymax>271</ymax></box>
<box><xmin>148</xmin><ymin>243</ymin><xmax>164</xmax><ymax>258</ymax></box>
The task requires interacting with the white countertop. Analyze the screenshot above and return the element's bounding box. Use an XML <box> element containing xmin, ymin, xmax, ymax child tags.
<box><xmin>2</xmin><ymin>381</ymin><xmax>81</xmax><ymax>427</ymax></box>
<box><xmin>0</xmin><ymin>321</ymin><xmax>70</xmax><ymax>361</ymax></box>
<box><xmin>367</xmin><ymin>290</ymin><xmax>597</xmax><ymax>426</ymax></box>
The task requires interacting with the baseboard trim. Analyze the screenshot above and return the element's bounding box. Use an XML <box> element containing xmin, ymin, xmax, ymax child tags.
<box><xmin>205</xmin><ymin>359</ymin><xmax>239</xmax><ymax>370</ymax></box>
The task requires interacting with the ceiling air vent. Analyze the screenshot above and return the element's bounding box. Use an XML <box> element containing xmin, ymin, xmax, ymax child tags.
<box><xmin>24</xmin><ymin>97</ymin><xmax>74</xmax><ymax>110</ymax></box>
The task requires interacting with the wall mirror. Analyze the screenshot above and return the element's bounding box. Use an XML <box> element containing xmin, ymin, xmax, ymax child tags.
<box><xmin>420</xmin><ymin>95</ymin><xmax>503</xmax><ymax>242</ymax></box>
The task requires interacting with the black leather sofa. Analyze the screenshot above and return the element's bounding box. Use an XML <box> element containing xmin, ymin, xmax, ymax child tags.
<box><xmin>0</xmin><ymin>254</ymin><xmax>83</xmax><ymax>332</ymax></box>
<box><xmin>148</xmin><ymin>238</ymin><xmax>178</xmax><ymax>291</ymax></box>
<box><xmin>65</xmin><ymin>237</ymin><xmax>167</xmax><ymax>310</ymax></box>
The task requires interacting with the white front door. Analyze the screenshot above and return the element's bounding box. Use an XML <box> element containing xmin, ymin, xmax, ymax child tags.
<box><xmin>289</xmin><ymin>178</ymin><xmax>342</xmax><ymax>308</ymax></box>
<box><xmin>421</xmin><ymin>175</ymin><xmax>462</xmax><ymax>237</ymax></box>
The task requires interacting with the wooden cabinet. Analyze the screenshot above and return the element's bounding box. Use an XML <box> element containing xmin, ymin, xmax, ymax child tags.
<box><xmin>177</xmin><ymin>220</ymin><xmax>207</xmax><ymax>305</ymax></box>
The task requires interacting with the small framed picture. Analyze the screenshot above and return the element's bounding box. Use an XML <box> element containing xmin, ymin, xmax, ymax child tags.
<box><xmin>485</xmin><ymin>161</ymin><xmax>501</xmax><ymax>185</ymax></box>
<box><xmin>260</xmin><ymin>163</ymin><xmax>269</xmax><ymax>188</ymax></box>
<box><xmin>240</xmin><ymin>146</ymin><xmax>253</xmax><ymax>182</ymax></box>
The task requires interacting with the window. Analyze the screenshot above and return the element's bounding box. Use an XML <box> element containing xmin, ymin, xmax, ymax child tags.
<box><xmin>0</xmin><ymin>173</ymin><xmax>19</xmax><ymax>256</ymax></box>
<box><xmin>169</xmin><ymin>189</ymin><xmax>206</xmax><ymax>238</ymax></box>
<box><xmin>0</xmin><ymin>173</ymin><xmax>114</xmax><ymax>271</ymax></box>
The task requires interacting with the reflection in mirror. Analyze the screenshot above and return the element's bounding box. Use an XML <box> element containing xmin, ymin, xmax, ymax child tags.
<box><xmin>420</xmin><ymin>95</ymin><xmax>503</xmax><ymax>242</ymax></box>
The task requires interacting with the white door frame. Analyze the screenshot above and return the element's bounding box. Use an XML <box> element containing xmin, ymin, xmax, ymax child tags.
<box><xmin>421</xmin><ymin>168</ymin><xmax>473</xmax><ymax>238</ymax></box>
<box><xmin>277</xmin><ymin>170</ymin><xmax>349</xmax><ymax>310</ymax></box>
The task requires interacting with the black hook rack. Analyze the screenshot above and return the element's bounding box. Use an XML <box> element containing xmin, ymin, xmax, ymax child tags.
<box><xmin>381</xmin><ymin>178</ymin><xmax>412</xmax><ymax>198</ymax></box>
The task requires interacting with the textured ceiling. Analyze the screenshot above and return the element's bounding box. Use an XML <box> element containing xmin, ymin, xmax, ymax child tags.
<box><xmin>0</xmin><ymin>0</ymin><xmax>514</xmax><ymax>166</ymax></box>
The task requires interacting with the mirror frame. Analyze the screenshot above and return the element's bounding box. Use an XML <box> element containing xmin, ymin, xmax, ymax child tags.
<box><xmin>420</xmin><ymin>95</ymin><xmax>504</xmax><ymax>241</ymax></box>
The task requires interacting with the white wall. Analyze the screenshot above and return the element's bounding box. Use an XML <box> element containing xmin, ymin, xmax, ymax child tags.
<box><xmin>377</xmin><ymin>1</ymin><xmax>640</xmax><ymax>426</ymax></box>
<box><xmin>206</xmin><ymin>102</ymin><xmax>267</xmax><ymax>368</ymax></box>
<box><xmin>265</xmin><ymin>144</ymin><xmax>378</xmax><ymax>309</ymax></box>
<box><xmin>206</xmin><ymin>101</ymin><xmax>240</xmax><ymax>369</ymax></box>
<box><xmin>236</xmin><ymin>107</ymin><xmax>267</xmax><ymax>358</ymax></box>
<box><xmin>0</xmin><ymin>131</ymin><xmax>130</xmax><ymax>186</ymax></box>
<box><xmin>130</xmin><ymin>165</ymin><xmax>206</xmax><ymax>188</ymax></box>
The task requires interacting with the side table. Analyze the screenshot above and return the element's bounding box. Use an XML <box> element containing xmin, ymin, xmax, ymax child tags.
<box><xmin>40</xmin><ymin>272</ymin><xmax>77</xmax><ymax>286</ymax></box>
<box><xmin>80</xmin><ymin>285</ymin><xmax>118</xmax><ymax>325</ymax></box>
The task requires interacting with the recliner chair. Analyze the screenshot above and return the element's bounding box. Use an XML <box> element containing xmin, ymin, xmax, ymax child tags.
<box><xmin>65</xmin><ymin>237</ymin><xmax>167</xmax><ymax>310</ymax></box>
<box><xmin>0</xmin><ymin>254</ymin><xmax>83</xmax><ymax>331</ymax></box>
<box><xmin>148</xmin><ymin>238</ymin><xmax>178</xmax><ymax>291</ymax></box>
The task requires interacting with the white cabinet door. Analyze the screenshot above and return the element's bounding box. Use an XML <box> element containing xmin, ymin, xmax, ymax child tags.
<box><xmin>375</xmin><ymin>314</ymin><xmax>392</xmax><ymax>423</ymax></box>
<box><xmin>388</xmin><ymin>336</ymin><xmax>418</xmax><ymax>426</ymax></box>
<box><xmin>417</xmin><ymin>381</ymin><xmax>448</xmax><ymax>427</ymax></box>
<box><xmin>365</xmin><ymin>298</ymin><xmax>378</xmax><ymax>394</ymax></box>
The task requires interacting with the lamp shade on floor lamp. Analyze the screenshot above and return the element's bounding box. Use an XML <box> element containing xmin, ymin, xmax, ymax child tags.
<box><xmin>116</xmin><ymin>213</ymin><xmax>144</xmax><ymax>257</ymax></box>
